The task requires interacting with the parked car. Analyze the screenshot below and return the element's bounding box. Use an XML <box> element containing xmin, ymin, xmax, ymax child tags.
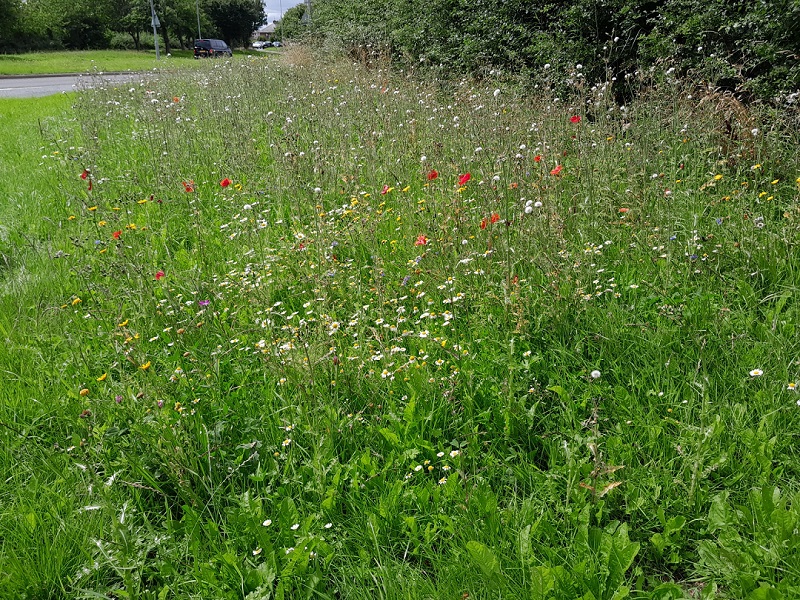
<box><xmin>194</xmin><ymin>39</ymin><xmax>233</xmax><ymax>58</ymax></box>
<box><xmin>272</xmin><ymin>41</ymin><xmax>282</xmax><ymax>47</ymax></box>
<box><xmin>251</xmin><ymin>41</ymin><xmax>266</xmax><ymax>49</ymax></box>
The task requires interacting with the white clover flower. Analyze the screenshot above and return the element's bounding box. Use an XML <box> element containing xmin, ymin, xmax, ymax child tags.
<box><xmin>590</xmin><ymin>370</ymin><xmax>601</xmax><ymax>379</ymax></box>
<box><xmin>290</xmin><ymin>523</ymin><xmax>300</xmax><ymax>530</ymax></box>
<box><xmin>525</xmin><ymin>205</ymin><xmax>533</xmax><ymax>214</ymax></box>
<box><xmin>262</xmin><ymin>519</ymin><xmax>272</xmax><ymax>526</ymax></box>
<box><xmin>493</xmin><ymin>89</ymin><xmax>501</xmax><ymax>98</ymax></box>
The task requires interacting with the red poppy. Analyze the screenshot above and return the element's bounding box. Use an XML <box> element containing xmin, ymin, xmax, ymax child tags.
<box><xmin>550</xmin><ymin>165</ymin><xmax>563</xmax><ymax>176</ymax></box>
<box><xmin>490</xmin><ymin>213</ymin><xmax>500</xmax><ymax>224</ymax></box>
<box><xmin>173</xmin><ymin>96</ymin><xmax>180</xmax><ymax>103</ymax></box>
<box><xmin>381</xmin><ymin>184</ymin><xmax>390</xmax><ymax>195</ymax></box>
<box><xmin>534</xmin><ymin>155</ymin><xmax>542</xmax><ymax>163</ymax></box>
<box><xmin>480</xmin><ymin>218</ymin><xmax>488</xmax><ymax>230</ymax></box>
<box><xmin>112</xmin><ymin>230</ymin><xmax>122</xmax><ymax>239</ymax></box>
<box><xmin>220</xmin><ymin>178</ymin><xmax>232</xmax><ymax>188</ymax></box>
<box><xmin>458</xmin><ymin>173</ymin><xmax>471</xmax><ymax>186</ymax></box>
<box><xmin>415</xmin><ymin>234</ymin><xmax>428</xmax><ymax>246</ymax></box>
<box><xmin>155</xmin><ymin>270</ymin><xmax>165</xmax><ymax>280</ymax></box>
<box><xmin>618</xmin><ymin>207</ymin><xmax>629</xmax><ymax>213</ymax></box>
<box><xmin>570</xmin><ymin>115</ymin><xmax>581</xmax><ymax>123</ymax></box>
<box><xmin>80</xmin><ymin>169</ymin><xmax>90</xmax><ymax>180</ymax></box>
<box><xmin>427</xmin><ymin>169</ymin><xmax>438</xmax><ymax>181</ymax></box>
<box><xmin>182</xmin><ymin>181</ymin><xmax>195</xmax><ymax>192</ymax></box>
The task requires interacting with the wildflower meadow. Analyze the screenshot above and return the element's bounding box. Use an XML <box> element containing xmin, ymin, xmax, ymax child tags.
<box><xmin>1</xmin><ymin>52</ymin><xmax>799</xmax><ymax>598</ymax></box>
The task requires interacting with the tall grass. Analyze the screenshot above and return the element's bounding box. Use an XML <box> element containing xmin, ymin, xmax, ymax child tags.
<box><xmin>1</xmin><ymin>54</ymin><xmax>799</xmax><ymax>599</ymax></box>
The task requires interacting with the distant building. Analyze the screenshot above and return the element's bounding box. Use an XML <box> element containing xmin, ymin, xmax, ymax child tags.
<box><xmin>253</xmin><ymin>21</ymin><xmax>278</xmax><ymax>42</ymax></box>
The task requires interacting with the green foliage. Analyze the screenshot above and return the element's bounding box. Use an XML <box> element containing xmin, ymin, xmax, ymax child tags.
<box><xmin>311</xmin><ymin>0</ymin><xmax>800</xmax><ymax>102</ymax></box>
<box><xmin>274</xmin><ymin>3</ymin><xmax>306</xmax><ymax>42</ymax></box>
<box><xmin>204</xmin><ymin>0</ymin><xmax>265</xmax><ymax>47</ymax></box>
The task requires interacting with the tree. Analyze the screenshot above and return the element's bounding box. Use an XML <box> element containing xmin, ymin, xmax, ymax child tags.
<box><xmin>110</xmin><ymin>0</ymin><xmax>151</xmax><ymax>50</ymax></box>
<box><xmin>274</xmin><ymin>3</ymin><xmax>305</xmax><ymax>41</ymax></box>
<box><xmin>205</xmin><ymin>0</ymin><xmax>265</xmax><ymax>48</ymax></box>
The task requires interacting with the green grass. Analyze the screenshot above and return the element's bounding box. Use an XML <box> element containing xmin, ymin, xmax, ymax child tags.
<box><xmin>1</xmin><ymin>56</ymin><xmax>799</xmax><ymax>599</ymax></box>
<box><xmin>0</xmin><ymin>49</ymin><xmax>199</xmax><ymax>76</ymax></box>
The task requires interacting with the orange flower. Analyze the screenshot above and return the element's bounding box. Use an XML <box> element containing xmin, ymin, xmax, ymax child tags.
<box><xmin>415</xmin><ymin>234</ymin><xmax>428</xmax><ymax>246</ymax></box>
<box><xmin>490</xmin><ymin>213</ymin><xmax>500</xmax><ymax>224</ymax></box>
<box><xmin>480</xmin><ymin>218</ymin><xmax>488</xmax><ymax>230</ymax></box>
<box><xmin>112</xmin><ymin>230</ymin><xmax>122</xmax><ymax>239</ymax></box>
<box><xmin>182</xmin><ymin>181</ymin><xmax>195</xmax><ymax>192</ymax></box>
<box><xmin>550</xmin><ymin>165</ymin><xmax>563</xmax><ymax>176</ymax></box>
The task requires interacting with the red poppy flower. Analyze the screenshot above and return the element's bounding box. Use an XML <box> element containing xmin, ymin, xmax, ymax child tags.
<box><xmin>155</xmin><ymin>270</ymin><xmax>165</xmax><ymax>280</ymax></box>
<box><xmin>182</xmin><ymin>181</ymin><xmax>195</xmax><ymax>192</ymax></box>
<box><xmin>480</xmin><ymin>218</ymin><xmax>488</xmax><ymax>230</ymax></box>
<box><xmin>550</xmin><ymin>165</ymin><xmax>563</xmax><ymax>176</ymax></box>
<box><xmin>570</xmin><ymin>115</ymin><xmax>581</xmax><ymax>123</ymax></box>
<box><xmin>427</xmin><ymin>169</ymin><xmax>438</xmax><ymax>181</ymax></box>
<box><xmin>173</xmin><ymin>96</ymin><xmax>180</xmax><ymax>103</ymax></box>
<box><xmin>415</xmin><ymin>234</ymin><xmax>428</xmax><ymax>246</ymax></box>
<box><xmin>112</xmin><ymin>230</ymin><xmax>122</xmax><ymax>239</ymax></box>
<box><xmin>490</xmin><ymin>213</ymin><xmax>500</xmax><ymax>224</ymax></box>
<box><xmin>534</xmin><ymin>155</ymin><xmax>542</xmax><ymax>163</ymax></box>
<box><xmin>220</xmin><ymin>178</ymin><xmax>232</xmax><ymax>188</ymax></box>
<box><xmin>80</xmin><ymin>169</ymin><xmax>90</xmax><ymax>180</ymax></box>
<box><xmin>458</xmin><ymin>173</ymin><xmax>471</xmax><ymax>185</ymax></box>
<box><xmin>381</xmin><ymin>184</ymin><xmax>390</xmax><ymax>195</ymax></box>
<box><xmin>618</xmin><ymin>207</ymin><xmax>630</xmax><ymax>213</ymax></box>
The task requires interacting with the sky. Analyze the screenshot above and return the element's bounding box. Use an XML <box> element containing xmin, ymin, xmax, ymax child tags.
<box><xmin>263</xmin><ymin>0</ymin><xmax>306</xmax><ymax>24</ymax></box>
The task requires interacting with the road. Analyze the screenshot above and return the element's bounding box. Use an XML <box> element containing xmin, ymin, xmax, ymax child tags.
<box><xmin>0</xmin><ymin>73</ymin><xmax>140</xmax><ymax>99</ymax></box>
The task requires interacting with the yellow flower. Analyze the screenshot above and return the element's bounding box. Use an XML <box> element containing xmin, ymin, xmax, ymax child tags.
<box><xmin>137</xmin><ymin>198</ymin><xmax>148</xmax><ymax>204</ymax></box>
<box><xmin>79</xmin><ymin>388</ymin><xmax>90</xmax><ymax>396</ymax></box>
<box><xmin>402</xmin><ymin>185</ymin><xmax>410</xmax><ymax>192</ymax></box>
<box><xmin>234</xmin><ymin>183</ymin><xmax>243</xmax><ymax>191</ymax></box>
<box><xmin>68</xmin><ymin>215</ymin><xmax>76</xmax><ymax>221</ymax></box>
<box><xmin>118</xmin><ymin>319</ymin><xmax>129</xmax><ymax>327</ymax></box>
<box><xmin>88</xmin><ymin>206</ymin><xmax>98</xmax><ymax>211</ymax></box>
<box><xmin>97</xmin><ymin>373</ymin><xmax>107</xmax><ymax>382</ymax></box>
<box><xmin>770</xmin><ymin>179</ymin><xmax>779</xmax><ymax>185</ymax></box>
<box><xmin>98</xmin><ymin>220</ymin><xmax>106</xmax><ymax>226</ymax></box>
<box><xmin>140</xmin><ymin>361</ymin><xmax>151</xmax><ymax>370</ymax></box>
<box><xmin>713</xmin><ymin>174</ymin><xmax>723</xmax><ymax>181</ymax></box>
<box><xmin>71</xmin><ymin>297</ymin><xmax>82</xmax><ymax>306</ymax></box>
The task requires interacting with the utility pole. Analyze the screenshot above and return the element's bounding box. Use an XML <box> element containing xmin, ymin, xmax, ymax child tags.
<box><xmin>149</xmin><ymin>0</ymin><xmax>161</xmax><ymax>59</ymax></box>
<box><xmin>196</xmin><ymin>0</ymin><xmax>202</xmax><ymax>39</ymax></box>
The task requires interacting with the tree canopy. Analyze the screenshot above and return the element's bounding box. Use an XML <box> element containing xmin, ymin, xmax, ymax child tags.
<box><xmin>0</xmin><ymin>0</ymin><xmax>266</xmax><ymax>52</ymax></box>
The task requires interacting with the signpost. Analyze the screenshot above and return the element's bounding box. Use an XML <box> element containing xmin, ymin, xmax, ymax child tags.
<box><xmin>149</xmin><ymin>0</ymin><xmax>161</xmax><ymax>60</ymax></box>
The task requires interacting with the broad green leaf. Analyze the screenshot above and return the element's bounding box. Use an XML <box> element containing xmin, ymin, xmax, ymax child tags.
<box><xmin>466</xmin><ymin>540</ymin><xmax>501</xmax><ymax>579</ymax></box>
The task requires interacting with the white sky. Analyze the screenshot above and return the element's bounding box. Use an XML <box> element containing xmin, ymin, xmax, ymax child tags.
<box><xmin>263</xmin><ymin>0</ymin><xmax>306</xmax><ymax>24</ymax></box>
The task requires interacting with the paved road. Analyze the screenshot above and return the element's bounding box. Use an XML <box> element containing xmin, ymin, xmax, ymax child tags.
<box><xmin>0</xmin><ymin>73</ymin><xmax>140</xmax><ymax>98</ymax></box>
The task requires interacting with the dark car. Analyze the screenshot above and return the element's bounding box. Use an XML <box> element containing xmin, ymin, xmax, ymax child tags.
<box><xmin>194</xmin><ymin>39</ymin><xmax>233</xmax><ymax>58</ymax></box>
